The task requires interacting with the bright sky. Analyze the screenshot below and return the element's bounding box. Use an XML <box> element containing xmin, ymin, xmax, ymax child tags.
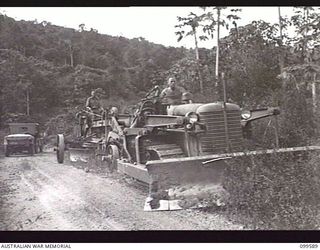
<box><xmin>0</xmin><ymin>7</ymin><xmax>297</xmax><ymax>49</ymax></box>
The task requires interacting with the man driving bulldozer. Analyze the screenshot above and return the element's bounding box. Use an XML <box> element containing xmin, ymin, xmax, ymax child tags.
<box><xmin>160</xmin><ymin>77</ymin><xmax>191</xmax><ymax>114</ymax></box>
<box><xmin>160</xmin><ymin>77</ymin><xmax>186</xmax><ymax>105</ymax></box>
<box><xmin>84</xmin><ymin>88</ymin><xmax>105</xmax><ymax>136</ymax></box>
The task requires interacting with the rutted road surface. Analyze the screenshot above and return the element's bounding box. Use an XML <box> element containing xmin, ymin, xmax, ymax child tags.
<box><xmin>0</xmin><ymin>152</ymin><xmax>244</xmax><ymax>230</ymax></box>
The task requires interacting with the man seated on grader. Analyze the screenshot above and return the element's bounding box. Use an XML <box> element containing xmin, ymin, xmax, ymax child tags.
<box><xmin>84</xmin><ymin>88</ymin><xmax>105</xmax><ymax>136</ymax></box>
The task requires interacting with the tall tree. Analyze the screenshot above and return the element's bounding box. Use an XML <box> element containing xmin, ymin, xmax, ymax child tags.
<box><xmin>66</xmin><ymin>39</ymin><xmax>74</xmax><ymax>67</ymax></box>
<box><xmin>201</xmin><ymin>7</ymin><xmax>241</xmax><ymax>96</ymax></box>
<box><xmin>175</xmin><ymin>12</ymin><xmax>205</xmax><ymax>93</ymax></box>
<box><xmin>278</xmin><ymin>7</ymin><xmax>284</xmax><ymax>73</ymax></box>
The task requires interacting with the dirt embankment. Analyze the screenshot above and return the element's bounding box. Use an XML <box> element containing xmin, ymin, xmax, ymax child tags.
<box><xmin>0</xmin><ymin>151</ymin><xmax>244</xmax><ymax>230</ymax></box>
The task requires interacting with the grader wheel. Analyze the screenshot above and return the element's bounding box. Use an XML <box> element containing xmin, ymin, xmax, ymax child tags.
<box><xmin>4</xmin><ymin>145</ymin><xmax>10</xmax><ymax>157</ymax></box>
<box><xmin>106</xmin><ymin>145</ymin><xmax>119</xmax><ymax>171</ymax></box>
<box><xmin>36</xmin><ymin>141</ymin><xmax>43</xmax><ymax>153</ymax></box>
<box><xmin>57</xmin><ymin>134</ymin><xmax>65</xmax><ymax>164</ymax></box>
<box><xmin>29</xmin><ymin>145</ymin><xmax>35</xmax><ymax>156</ymax></box>
<box><xmin>35</xmin><ymin>139</ymin><xmax>42</xmax><ymax>154</ymax></box>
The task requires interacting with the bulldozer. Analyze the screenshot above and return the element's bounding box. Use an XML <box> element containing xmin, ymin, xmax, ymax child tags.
<box><xmin>55</xmin><ymin>85</ymin><xmax>320</xmax><ymax>211</ymax></box>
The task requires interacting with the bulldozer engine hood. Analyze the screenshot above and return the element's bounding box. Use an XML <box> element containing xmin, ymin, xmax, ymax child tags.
<box><xmin>170</xmin><ymin>102</ymin><xmax>240</xmax><ymax>116</ymax></box>
<box><xmin>169</xmin><ymin>103</ymin><xmax>203</xmax><ymax>116</ymax></box>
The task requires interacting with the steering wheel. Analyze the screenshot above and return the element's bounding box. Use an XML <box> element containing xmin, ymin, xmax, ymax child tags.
<box><xmin>140</xmin><ymin>100</ymin><xmax>155</xmax><ymax>115</ymax></box>
<box><xmin>141</xmin><ymin>107</ymin><xmax>155</xmax><ymax>116</ymax></box>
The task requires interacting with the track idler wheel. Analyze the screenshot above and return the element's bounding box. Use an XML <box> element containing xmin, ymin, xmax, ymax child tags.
<box><xmin>56</xmin><ymin>134</ymin><xmax>65</xmax><ymax>164</ymax></box>
<box><xmin>105</xmin><ymin>145</ymin><xmax>119</xmax><ymax>172</ymax></box>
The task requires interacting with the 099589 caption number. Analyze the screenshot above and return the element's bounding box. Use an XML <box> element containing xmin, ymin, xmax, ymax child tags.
<box><xmin>300</xmin><ymin>244</ymin><xmax>318</xmax><ymax>248</ymax></box>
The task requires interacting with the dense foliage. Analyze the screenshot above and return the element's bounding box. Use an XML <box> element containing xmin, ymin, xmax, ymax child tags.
<box><xmin>224</xmin><ymin>150</ymin><xmax>320</xmax><ymax>229</ymax></box>
<box><xmin>0</xmin><ymin>14</ymin><xmax>188</xmax><ymax>126</ymax></box>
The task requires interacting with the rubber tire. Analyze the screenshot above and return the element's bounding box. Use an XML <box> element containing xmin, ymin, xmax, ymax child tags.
<box><xmin>57</xmin><ymin>134</ymin><xmax>65</xmax><ymax>164</ymax></box>
<box><xmin>29</xmin><ymin>145</ymin><xmax>35</xmax><ymax>156</ymax></box>
<box><xmin>4</xmin><ymin>145</ymin><xmax>10</xmax><ymax>157</ymax></box>
<box><xmin>107</xmin><ymin>145</ymin><xmax>119</xmax><ymax>171</ymax></box>
<box><xmin>34</xmin><ymin>141</ymin><xmax>39</xmax><ymax>154</ymax></box>
<box><xmin>36</xmin><ymin>140</ymin><xmax>43</xmax><ymax>153</ymax></box>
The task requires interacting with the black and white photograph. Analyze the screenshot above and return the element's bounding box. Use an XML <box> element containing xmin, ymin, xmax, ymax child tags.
<box><xmin>0</xmin><ymin>6</ymin><xmax>320</xmax><ymax>234</ymax></box>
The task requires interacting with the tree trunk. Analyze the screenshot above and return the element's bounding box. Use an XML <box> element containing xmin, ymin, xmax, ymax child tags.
<box><xmin>0</xmin><ymin>88</ymin><xmax>2</xmax><ymax>127</ymax></box>
<box><xmin>26</xmin><ymin>87</ymin><xmax>30</xmax><ymax>116</ymax></box>
<box><xmin>277</xmin><ymin>7</ymin><xmax>285</xmax><ymax>107</ymax></box>
<box><xmin>69</xmin><ymin>43</ymin><xmax>74</xmax><ymax>67</ymax></box>
<box><xmin>303</xmin><ymin>7</ymin><xmax>309</xmax><ymax>61</ymax></box>
<box><xmin>193</xmin><ymin>28</ymin><xmax>204</xmax><ymax>93</ymax></box>
<box><xmin>70</xmin><ymin>51</ymin><xmax>74</xmax><ymax>67</ymax></box>
<box><xmin>312</xmin><ymin>73</ymin><xmax>317</xmax><ymax>113</ymax></box>
<box><xmin>215</xmin><ymin>7</ymin><xmax>220</xmax><ymax>88</ymax></box>
<box><xmin>278</xmin><ymin>7</ymin><xmax>284</xmax><ymax>73</ymax></box>
<box><xmin>194</xmin><ymin>29</ymin><xmax>200</xmax><ymax>61</ymax></box>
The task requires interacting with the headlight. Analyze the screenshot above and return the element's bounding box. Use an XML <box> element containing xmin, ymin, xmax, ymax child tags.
<box><xmin>241</xmin><ymin>110</ymin><xmax>251</xmax><ymax>120</ymax></box>
<box><xmin>186</xmin><ymin>123</ymin><xmax>193</xmax><ymax>130</ymax></box>
<box><xmin>185</xmin><ymin>112</ymin><xmax>199</xmax><ymax>123</ymax></box>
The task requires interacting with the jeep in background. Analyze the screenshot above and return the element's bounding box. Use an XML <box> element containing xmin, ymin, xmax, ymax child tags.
<box><xmin>3</xmin><ymin>123</ymin><xmax>43</xmax><ymax>157</ymax></box>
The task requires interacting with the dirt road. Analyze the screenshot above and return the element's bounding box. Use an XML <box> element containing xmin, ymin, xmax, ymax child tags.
<box><xmin>0</xmin><ymin>151</ymin><xmax>244</xmax><ymax>230</ymax></box>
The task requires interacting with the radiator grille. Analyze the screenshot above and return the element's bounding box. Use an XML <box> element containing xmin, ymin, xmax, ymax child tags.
<box><xmin>200</xmin><ymin>110</ymin><xmax>243</xmax><ymax>153</ymax></box>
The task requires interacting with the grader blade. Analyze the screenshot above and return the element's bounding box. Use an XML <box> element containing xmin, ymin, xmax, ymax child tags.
<box><xmin>144</xmin><ymin>156</ymin><xmax>230</xmax><ymax>211</ymax></box>
<box><xmin>67</xmin><ymin>147</ymin><xmax>102</xmax><ymax>170</ymax></box>
<box><xmin>144</xmin><ymin>145</ymin><xmax>320</xmax><ymax>211</ymax></box>
<box><xmin>68</xmin><ymin>148</ymin><xmax>94</xmax><ymax>163</ymax></box>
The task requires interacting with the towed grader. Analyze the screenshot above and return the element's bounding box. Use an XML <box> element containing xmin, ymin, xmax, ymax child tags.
<box><xmin>55</xmin><ymin>87</ymin><xmax>320</xmax><ymax>211</ymax></box>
